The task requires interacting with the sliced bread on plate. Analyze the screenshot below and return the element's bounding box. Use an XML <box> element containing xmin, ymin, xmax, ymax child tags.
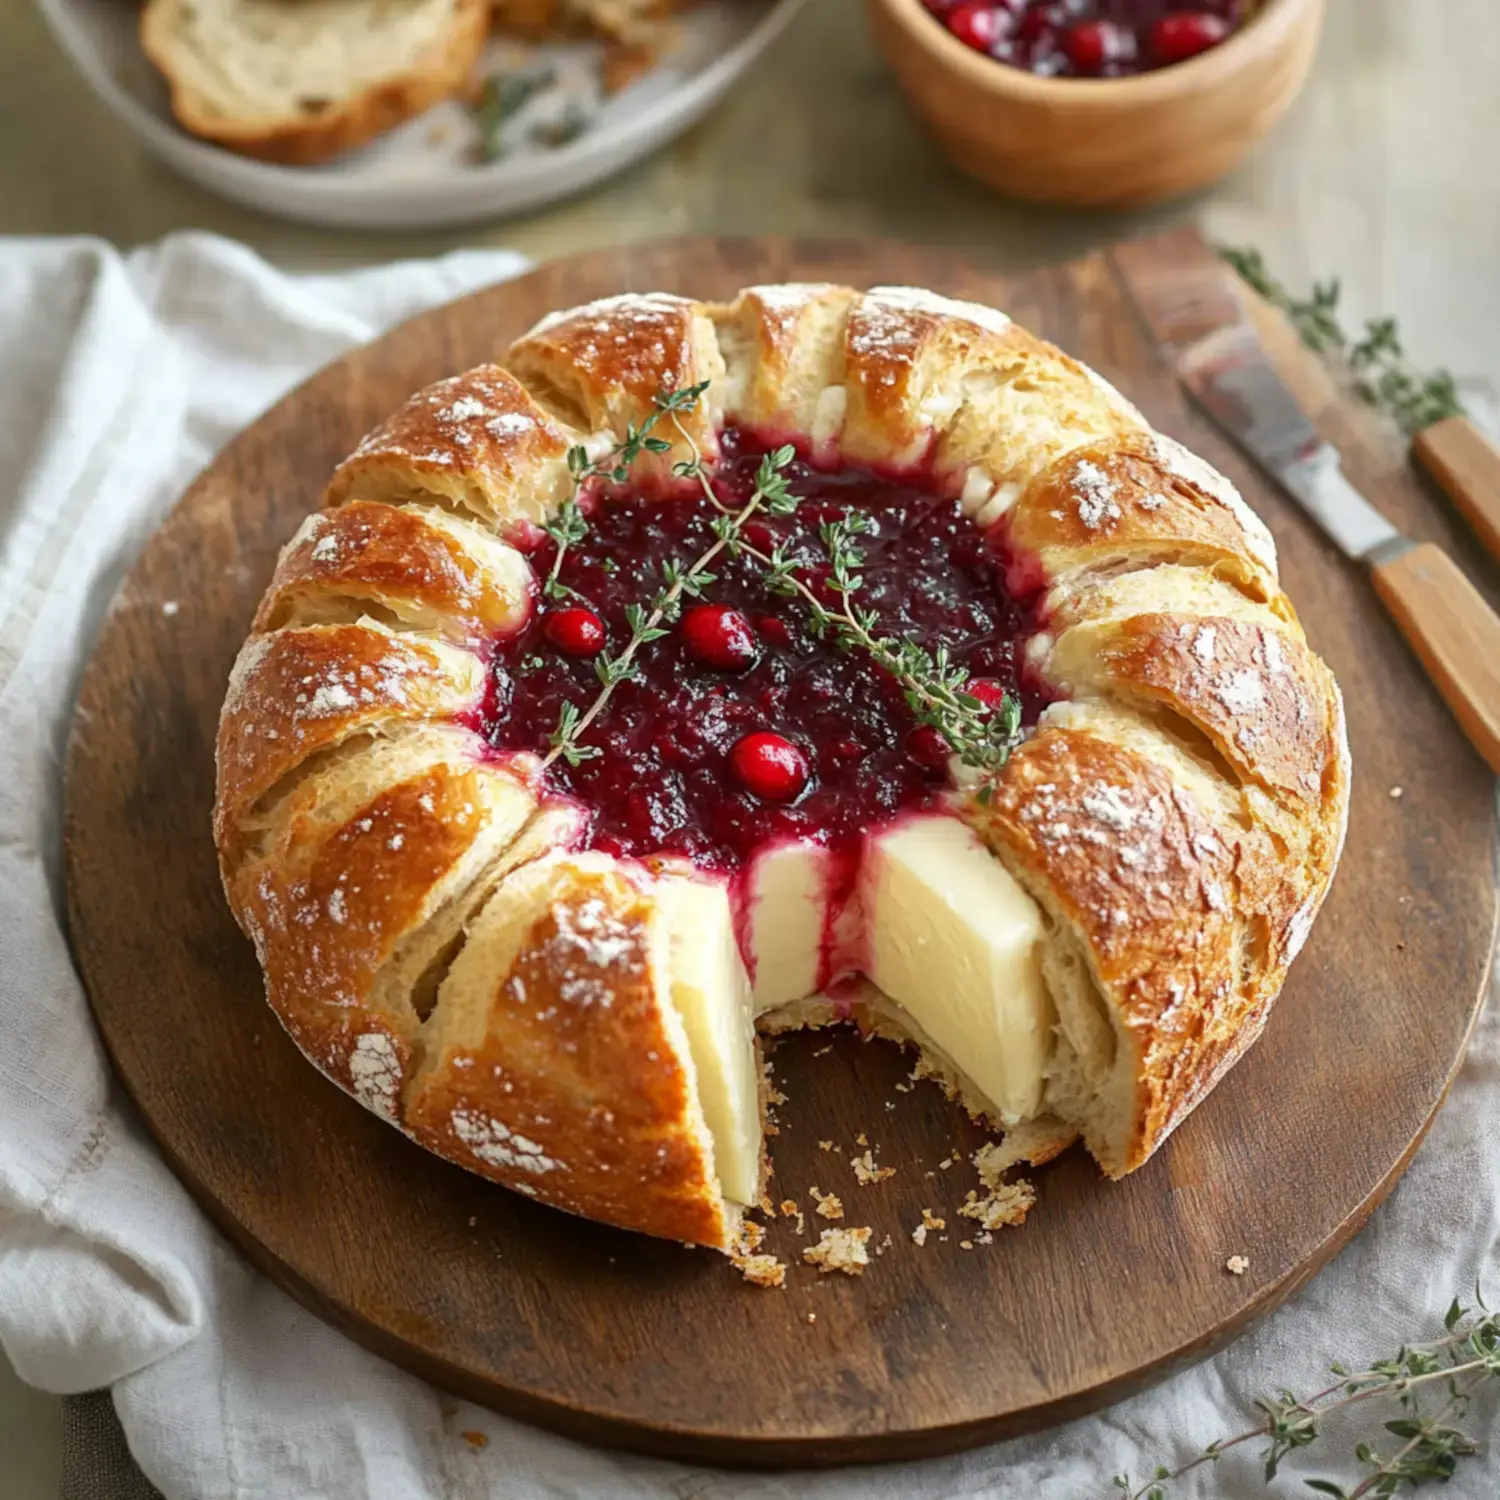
<box><xmin>140</xmin><ymin>0</ymin><xmax>489</xmax><ymax>164</ymax></box>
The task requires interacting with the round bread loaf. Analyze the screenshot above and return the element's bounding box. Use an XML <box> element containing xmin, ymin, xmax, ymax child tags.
<box><xmin>214</xmin><ymin>284</ymin><xmax>1349</xmax><ymax>1251</ymax></box>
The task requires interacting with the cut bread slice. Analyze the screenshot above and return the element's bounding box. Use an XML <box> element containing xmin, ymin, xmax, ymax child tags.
<box><xmin>408</xmin><ymin>853</ymin><xmax>744</xmax><ymax>1247</ymax></box>
<box><xmin>140</xmin><ymin>0</ymin><xmax>489</xmax><ymax>165</ymax></box>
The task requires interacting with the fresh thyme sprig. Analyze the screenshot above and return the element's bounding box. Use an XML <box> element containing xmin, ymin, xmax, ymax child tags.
<box><xmin>539</xmin><ymin>381</ymin><xmax>711</xmax><ymax>606</ymax></box>
<box><xmin>668</xmin><ymin>413</ymin><xmax>1024</xmax><ymax>790</ymax></box>
<box><xmin>539</xmin><ymin>425</ymin><xmax>796</xmax><ymax>770</ymax></box>
<box><xmin>1219</xmin><ymin>246</ymin><xmax>1466</xmax><ymax>435</ymax></box>
<box><xmin>1115</xmin><ymin>1293</ymin><xmax>1500</xmax><ymax>1499</ymax></box>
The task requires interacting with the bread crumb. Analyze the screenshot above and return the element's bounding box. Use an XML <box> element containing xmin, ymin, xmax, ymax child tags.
<box><xmin>804</xmin><ymin>1226</ymin><xmax>871</xmax><ymax>1276</ymax></box>
<box><xmin>161</xmin><ymin>600</ymin><xmax>179</xmax><ymax>617</ymax></box>
<box><xmin>779</xmin><ymin>1199</ymin><xmax>806</xmax><ymax>1234</ymax></box>
<box><xmin>814</xmin><ymin>1043</ymin><xmax>833</xmax><ymax>1056</ymax></box>
<box><xmin>960</xmin><ymin>1179</ymin><xmax>1036</xmax><ymax>1231</ymax></box>
<box><xmin>1226</xmin><ymin>1254</ymin><xmax>1250</xmax><ymax>1276</ymax></box>
<box><xmin>976</xmin><ymin>1231</ymin><xmax>994</xmax><ymax>1246</ymax></box>
<box><xmin>760</xmin><ymin>1059</ymin><xmax>785</xmax><ymax>1136</ymax></box>
<box><xmin>855</xmin><ymin>1131</ymin><xmax>869</xmax><ymax>1147</ymax></box>
<box><xmin>939</xmin><ymin>1156</ymin><xmax>954</xmax><ymax>1170</ymax></box>
<box><xmin>1390</xmin><ymin>786</ymin><xmax>1403</xmax><ymax>799</ymax></box>
<box><xmin>809</xmin><ymin>1186</ymin><xmax>843</xmax><ymax>1220</ymax></box>
<box><xmin>806</xmin><ymin>1312</ymin><xmax>817</xmax><ymax>1324</ymax></box>
<box><xmin>818</xmin><ymin>1139</ymin><xmax>834</xmax><ymax>1152</ymax></box>
<box><xmin>758</xmin><ymin>1194</ymin><xmax>775</xmax><ymax>1215</ymax></box>
<box><xmin>733</xmin><ymin>1220</ymin><xmax>766</xmax><ymax>1255</ymax></box>
<box><xmin>736</xmin><ymin>1254</ymin><xmax>787</xmax><ymax>1288</ymax></box>
<box><xmin>850</xmin><ymin>1149</ymin><xmax>895</xmax><ymax>1185</ymax></box>
<box><xmin>959</xmin><ymin>1240</ymin><xmax>974</xmax><ymax>1251</ymax></box>
<box><xmin>461</xmin><ymin>1429</ymin><xmax>488</xmax><ymax>1449</ymax></box>
<box><xmin>974</xmin><ymin>1120</ymin><xmax>1076</xmax><ymax>1181</ymax></box>
<box><xmin>875</xmin><ymin>1233</ymin><xmax>893</xmax><ymax>1255</ymax></box>
<box><xmin>467</xmin><ymin>1215</ymin><xmax>476</xmax><ymax>1227</ymax></box>
<box><xmin>921</xmin><ymin>1207</ymin><xmax>945</xmax><ymax>1231</ymax></box>
<box><xmin>894</xmin><ymin>1081</ymin><xmax>914</xmax><ymax>1093</ymax></box>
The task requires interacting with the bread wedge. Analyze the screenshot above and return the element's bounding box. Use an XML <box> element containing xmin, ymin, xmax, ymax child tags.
<box><xmin>141</xmin><ymin>0</ymin><xmax>489</xmax><ymax>164</ymax></box>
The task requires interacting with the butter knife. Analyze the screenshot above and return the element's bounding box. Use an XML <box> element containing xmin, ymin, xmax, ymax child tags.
<box><xmin>1115</xmin><ymin>230</ymin><xmax>1500</xmax><ymax>777</ymax></box>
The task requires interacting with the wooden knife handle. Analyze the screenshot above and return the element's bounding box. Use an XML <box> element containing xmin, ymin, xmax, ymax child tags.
<box><xmin>1371</xmin><ymin>541</ymin><xmax>1500</xmax><ymax>774</ymax></box>
<box><xmin>1412</xmin><ymin>416</ymin><xmax>1500</xmax><ymax>565</ymax></box>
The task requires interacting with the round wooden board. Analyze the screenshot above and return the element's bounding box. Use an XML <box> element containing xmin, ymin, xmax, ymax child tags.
<box><xmin>64</xmin><ymin>235</ymin><xmax>1497</xmax><ymax>1467</ymax></box>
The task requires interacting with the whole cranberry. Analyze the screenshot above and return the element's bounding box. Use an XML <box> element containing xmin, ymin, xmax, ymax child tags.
<box><xmin>682</xmin><ymin>604</ymin><xmax>759</xmax><ymax>671</ymax></box>
<box><xmin>947</xmin><ymin>2</ymin><xmax>1003</xmax><ymax>51</ymax></box>
<box><xmin>544</xmin><ymin>606</ymin><xmax>605</xmax><ymax>656</ymax></box>
<box><xmin>1064</xmin><ymin>20</ymin><xmax>1134</xmax><ymax>74</ymax></box>
<box><xmin>730</xmin><ymin>732</ymin><xmax>810</xmax><ymax>802</ymax></box>
<box><xmin>753</xmin><ymin>613</ymin><xmax>792</xmax><ymax>648</ymax></box>
<box><xmin>905</xmin><ymin>724</ymin><xmax>952</xmax><ymax>772</ymax></box>
<box><xmin>966</xmin><ymin>677</ymin><xmax>1009</xmax><ymax>711</ymax></box>
<box><xmin>1151</xmin><ymin>11</ymin><xmax>1231</xmax><ymax>66</ymax></box>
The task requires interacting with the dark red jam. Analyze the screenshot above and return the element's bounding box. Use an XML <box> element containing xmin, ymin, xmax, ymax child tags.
<box><xmin>480</xmin><ymin>432</ymin><xmax>1046</xmax><ymax>873</ymax></box>
<box><xmin>928</xmin><ymin>0</ymin><xmax>1247</xmax><ymax>78</ymax></box>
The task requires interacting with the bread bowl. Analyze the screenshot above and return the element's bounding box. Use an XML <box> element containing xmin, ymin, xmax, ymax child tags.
<box><xmin>214</xmin><ymin>282</ymin><xmax>1349</xmax><ymax>1251</ymax></box>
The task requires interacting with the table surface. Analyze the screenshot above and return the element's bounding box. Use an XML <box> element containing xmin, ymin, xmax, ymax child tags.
<box><xmin>4</xmin><ymin>0</ymin><xmax>1499</xmax><ymax>1494</ymax></box>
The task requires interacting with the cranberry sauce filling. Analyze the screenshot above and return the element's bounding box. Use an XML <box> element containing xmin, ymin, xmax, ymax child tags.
<box><xmin>480</xmin><ymin>430</ymin><xmax>1047</xmax><ymax>873</ymax></box>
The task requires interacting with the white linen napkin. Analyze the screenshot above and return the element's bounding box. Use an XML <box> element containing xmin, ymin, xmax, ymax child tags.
<box><xmin>2</xmin><ymin>232</ymin><xmax>1498</xmax><ymax>1500</ymax></box>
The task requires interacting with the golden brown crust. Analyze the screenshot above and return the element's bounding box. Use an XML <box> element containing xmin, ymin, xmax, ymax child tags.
<box><xmin>1005</xmin><ymin>438</ymin><xmax>1281</xmax><ymax>604</ymax></box>
<box><xmin>232</xmin><ymin>739</ymin><xmax>535</xmax><ymax>1114</ymax></box>
<box><xmin>214</xmin><ymin>623</ymin><xmax>485</xmax><ymax>861</ymax></box>
<box><xmin>406</xmin><ymin>859</ymin><xmax>732</xmax><ymax>1246</ymax></box>
<box><xmin>1068</xmin><ymin>613</ymin><xmax>1339</xmax><ymax>806</ymax></box>
<box><xmin>324</xmin><ymin>366</ymin><xmax>577</xmax><ymax>538</ymax></box>
<box><xmin>504</xmin><ymin>294</ymin><xmax>727</xmax><ymax>478</ymax></box>
<box><xmin>253</xmin><ymin>501</ymin><xmax>535</xmax><ymax>645</ymax></box>
<box><xmin>140</xmin><ymin>0</ymin><xmax>489</xmax><ymax>166</ymax></box>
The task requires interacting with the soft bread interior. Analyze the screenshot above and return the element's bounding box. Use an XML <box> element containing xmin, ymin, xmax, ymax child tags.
<box><xmin>144</xmin><ymin>0</ymin><xmax>460</xmax><ymax>125</ymax></box>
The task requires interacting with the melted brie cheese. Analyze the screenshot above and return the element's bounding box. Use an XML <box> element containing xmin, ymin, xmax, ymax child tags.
<box><xmin>657</xmin><ymin>876</ymin><xmax>761</xmax><ymax>1206</ymax></box>
<box><xmin>743</xmin><ymin>840</ymin><xmax>833</xmax><ymax>1011</ymax></box>
<box><xmin>860</xmin><ymin>814</ymin><xmax>1052</xmax><ymax>1122</ymax></box>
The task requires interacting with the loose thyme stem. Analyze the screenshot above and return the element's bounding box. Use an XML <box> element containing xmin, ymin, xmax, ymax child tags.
<box><xmin>1119</xmin><ymin>1296</ymin><xmax>1500</xmax><ymax>1500</ymax></box>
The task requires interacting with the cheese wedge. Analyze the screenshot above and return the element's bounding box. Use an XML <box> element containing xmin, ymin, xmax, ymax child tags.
<box><xmin>657</xmin><ymin>875</ymin><xmax>762</xmax><ymax>1206</ymax></box>
<box><xmin>861</xmin><ymin>813</ymin><xmax>1053</xmax><ymax>1123</ymax></box>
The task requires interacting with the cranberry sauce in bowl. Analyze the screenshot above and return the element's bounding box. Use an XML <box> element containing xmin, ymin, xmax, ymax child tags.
<box><xmin>930</xmin><ymin>0</ymin><xmax>1254</xmax><ymax>78</ymax></box>
<box><xmin>479</xmin><ymin>431</ymin><xmax>1049</xmax><ymax>875</ymax></box>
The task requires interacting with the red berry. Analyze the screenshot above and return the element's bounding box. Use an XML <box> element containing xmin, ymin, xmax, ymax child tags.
<box><xmin>730</xmin><ymin>732</ymin><xmax>809</xmax><ymax>802</ymax></box>
<box><xmin>682</xmin><ymin>604</ymin><xmax>759</xmax><ymax>671</ymax></box>
<box><xmin>967</xmin><ymin>677</ymin><xmax>1008</xmax><ymax>711</ymax></box>
<box><xmin>753</xmin><ymin>613</ymin><xmax>792</xmax><ymax>648</ymax></box>
<box><xmin>1151</xmin><ymin>12</ymin><xmax>1230</xmax><ymax>66</ymax></box>
<box><xmin>1064</xmin><ymin>20</ymin><xmax>1133</xmax><ymax>74</ymax></box>
<box><xmin>544</xmin><ymin>606</ymin><xmax>605</xmax><ymax>656</ymax></box>
<box><xmin>906</xmin><ymin>724</ymin><xmax>952</xmax><ymax>772</ymax></box>
<box><xmin>741</xmin><ymin>520</ymin><xmax>778</xmax><ymax>554</ymax></box>
<box><xmin>947</xmin><ymin>2</ymin><xmax>1002</xmax><ymax>51</ymax></box>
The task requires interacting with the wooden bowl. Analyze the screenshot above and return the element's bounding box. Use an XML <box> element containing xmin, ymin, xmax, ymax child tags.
<box><xmin>865</xmin><ymin>0</ymin><xmax>1326</xmax><ymax>207</ymax></box>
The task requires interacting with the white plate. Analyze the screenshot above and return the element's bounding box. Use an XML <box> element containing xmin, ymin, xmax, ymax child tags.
<box><xmin>36</xmin><ymin>0</ymin><xmax>804</xmax><ymax>231</ymax></box>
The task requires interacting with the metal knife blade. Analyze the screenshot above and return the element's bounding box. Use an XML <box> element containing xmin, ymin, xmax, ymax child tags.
<box><xmin>1177</xmin><ymin>319</ymin><xmax>1404</xmax><ymax>563</ymax></box>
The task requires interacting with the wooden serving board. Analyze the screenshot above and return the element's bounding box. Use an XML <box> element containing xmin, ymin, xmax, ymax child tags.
<box><xmin>64</xmin><ymin>233</ymin><xmax>1497</xmax><ymax>1467</ymax></box>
